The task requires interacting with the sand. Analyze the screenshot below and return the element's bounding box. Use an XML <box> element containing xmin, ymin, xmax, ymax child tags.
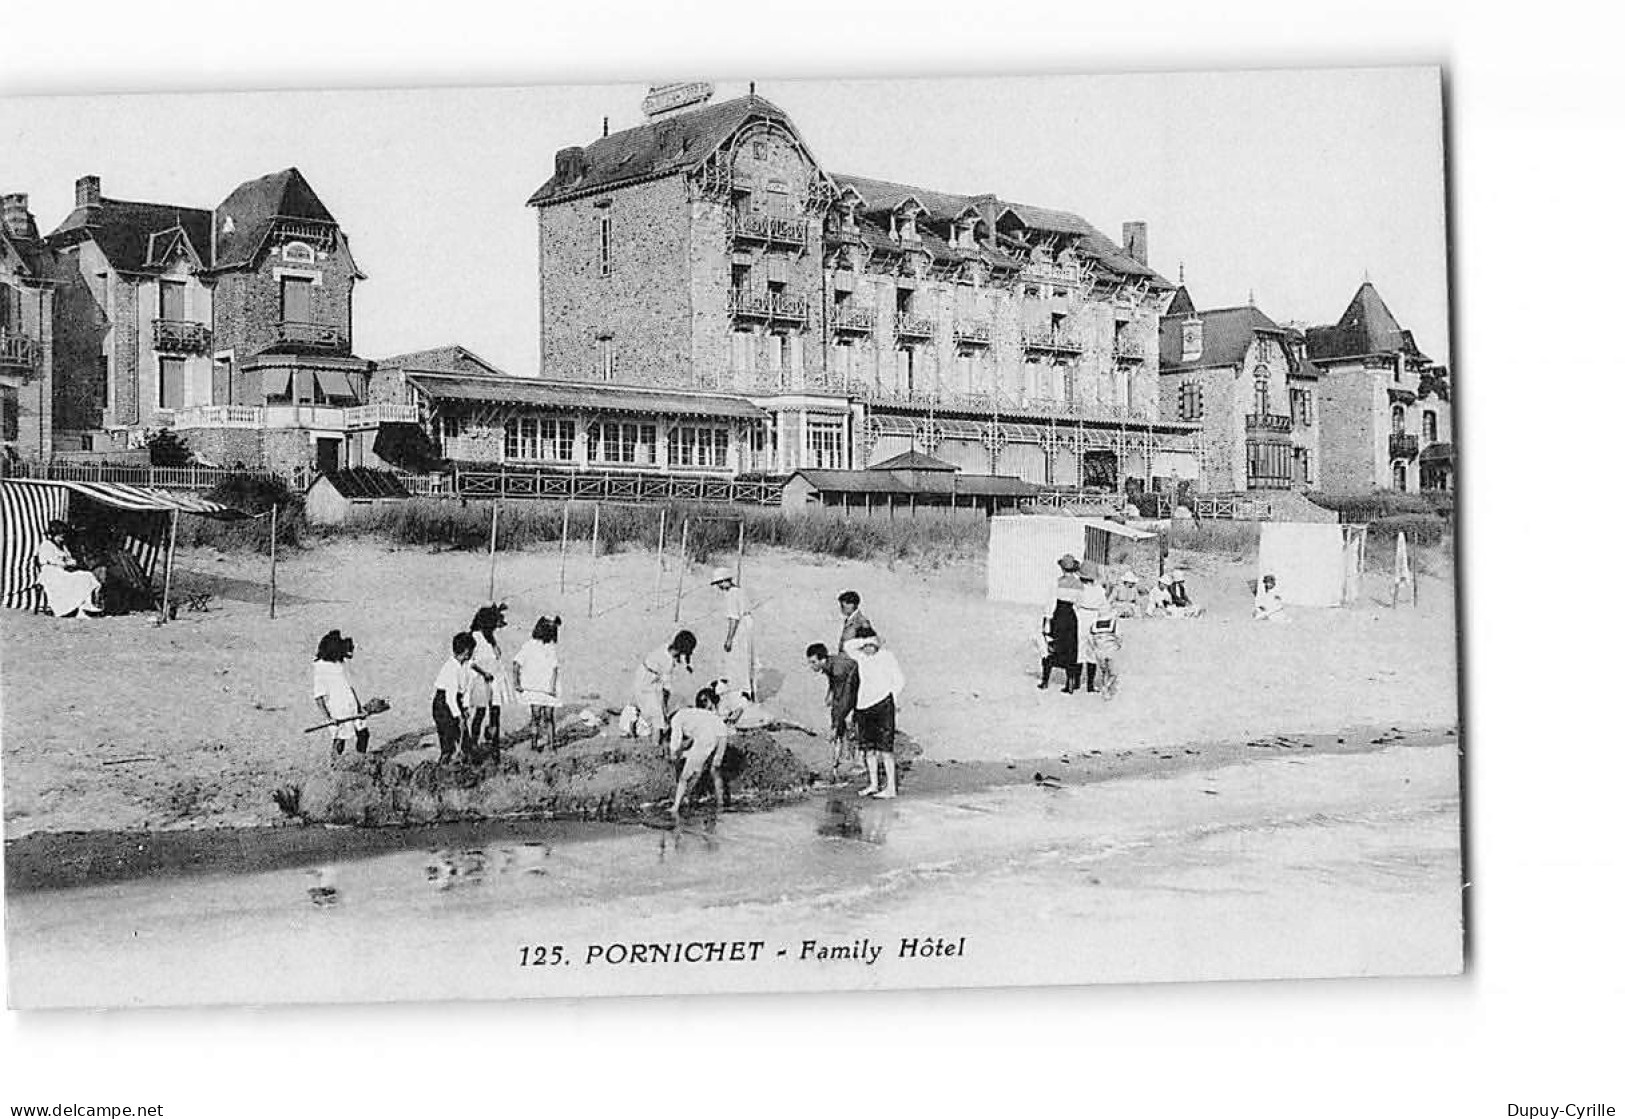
<box><xmin>0</xmin><ymin>535</ymin><xmax>1459</xmax><ymax>838</ymax></box>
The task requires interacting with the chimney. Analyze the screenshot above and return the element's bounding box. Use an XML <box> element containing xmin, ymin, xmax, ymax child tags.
<box><xmin>76</xmin><ymin>174</ymin><xmax>102</xmax><ymax>209</ymax></box>
<box><xmin>1</xmin><ymin>193</ymin><xmax>31</xmax><ymax>240</ymax></box>
<box><xmin>554</xmin><ymin>147</ymin><xmax>586</xmax><ymax>184</ymax></box>
<box><xmin>1122</xmin><ymin>221</ymin><xmax>1147</xmax><ymax>265</ymax></box>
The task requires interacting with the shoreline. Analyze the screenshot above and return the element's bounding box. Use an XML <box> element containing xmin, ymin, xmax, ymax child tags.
<box><xmin>4</xmin><ymin>722</ymin><xmax>1456</xmax><ymax>893</ymax></box>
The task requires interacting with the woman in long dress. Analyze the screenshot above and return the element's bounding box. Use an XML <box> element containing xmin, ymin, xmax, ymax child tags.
<box><xmin>468</xmin><ymin>604</ymin><xmax>517</xmax><ymax>757</ymax></box>
<box><xmin>35</xmin><ymin>521</ymin><xmax>102</xmax><ymax>618</ymax></box>
<box><xmin>710</xmin><ymin>568</ymin><xmax>756</xmax><ymax>700</ymax></box>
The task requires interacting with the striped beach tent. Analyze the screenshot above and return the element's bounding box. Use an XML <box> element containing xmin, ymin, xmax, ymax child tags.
<box><xmin>1</xmin><ymin>479</ymin><xmax>243</xmax><ymax>614</ymax></box>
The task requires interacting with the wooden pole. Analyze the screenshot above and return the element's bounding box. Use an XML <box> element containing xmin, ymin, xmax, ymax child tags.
<box><xmin>487</xmin><ymin>499</ymin><xmax>499</xmax><ymax>602</ymax></box>
<box><xmin>673</xmin><ymin>517</ymin><xmax>690</xmax><ymax>623</ymax></box>
<box><xmin>558</xmin><ymin>502</ymin><xmax>571</xmax><ymax>593</ymax></box>
<box><xmin>159</xmin><ymin>509</ymin><xmax>178</xmax><ymax>625</ymax></box>
<box><xmin>268</xmin><ymin>503</ymin><xmax>279</xmax><ymax>619</ymax></box>
<box><xmin>735</xmin><ymin>517</ymin><xmax>745</xmax><ymax>584</ymax></box>
<box><xmin>587</xmin><ymin>503</ymin><xmax>601</xmax><ymax>618</ymax></box>
<box><xmin>654</xmin><ymin>507</ymin><xmax>667</xmax><ymax>599</ymax></box>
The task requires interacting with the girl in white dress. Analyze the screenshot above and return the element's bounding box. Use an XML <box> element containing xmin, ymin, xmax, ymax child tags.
<box><xmin>35</xmin><ymin>521</ymin><xmax>102</xmax><ymax>618</ymax></box>
<box><xmin>513</xmin><ymin>615</ymin><xmax>562</xmax><ymax>752</ymax></box>
<box><xmin>467</xmin><ymin>604</ymin><xmax>517</xmax><ymax>758</ymax></box>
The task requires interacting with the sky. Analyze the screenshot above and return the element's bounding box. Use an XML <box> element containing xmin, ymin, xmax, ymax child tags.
<box><xmin>0</xmin><ymin>68</ymin><xmax>1449</xmax><ymax>374</ymax></box>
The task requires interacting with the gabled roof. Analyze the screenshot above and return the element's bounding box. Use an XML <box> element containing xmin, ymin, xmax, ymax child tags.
<box><xmin>1165</xmin><ymin>285</ymin><xmax>1196</xmax><ymax>317</ymax></box>
<box><xmin>527</xmin><ymin>95</ymin><xmax>804</xmax><ymax>207</ymax></box>
<box><xmin>1304</xmin><ymin>281</ymin><xmax>1429</xmax><ymax>364</ymax></box>
<box><xmin>868</xmin><ymin>449</ymin><xmax>959</xmax><ymax>472</ymax></box>
<box><xmin>376</xmin><ymin>344</ymin><xmax>510</xmax><ymax>378</ymax></box>
<box><xmin>791</xmin><ymin>468</ymin><xmax>1035</xmax><ymax>498</ymax></box>
<box><xmin>212</xmin><ymin>167</ymin><xmax>338</xmax><ymax>270</ymax></box>
<box><xmin>1158</xmin><ymin>304</ymin><xmax>1287</xmax><ymax>373</ymax></box>
<box><xmin>49</xmin><ymin>198</ymin><xmax>214</xmax><ymax>276</ymax></box>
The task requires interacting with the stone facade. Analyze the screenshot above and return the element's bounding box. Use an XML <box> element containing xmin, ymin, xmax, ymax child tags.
<box><xmin>1</xmin><ymin>194</ymin><xmax>54</xmax><ymax>460</ymax></box>
<box><xmin>528</xmin><ymin>91</ymin><xmax>1200</xmax><ymax>487</ymax></box>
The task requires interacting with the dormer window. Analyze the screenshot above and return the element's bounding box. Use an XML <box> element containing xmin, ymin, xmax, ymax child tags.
<box><xmin>283</xmin><ymin>242</ymin><xmax>315</xmax><ymax>265</ymax></box>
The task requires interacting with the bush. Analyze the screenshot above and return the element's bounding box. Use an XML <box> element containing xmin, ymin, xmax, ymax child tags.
<box><xmin>146</xmin><ymin>429</ymin><xmax>193</xmax><ymax>467</ymax></box>
<box><xmin>1367</xmin><ymin>513</ymin><xmax>1448</xmax><ymax>549</ymax></box>
<box><xmin>1306</xmin><ymin>490</ymin><xmax>1453</xmax><ymax>522</ymax></box>
<box><xmin>176</xmin><ymin>473</ymin><xmax>307</xmax><ymax>554</ymax></box>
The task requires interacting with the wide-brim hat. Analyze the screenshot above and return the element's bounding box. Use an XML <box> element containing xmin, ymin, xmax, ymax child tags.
<box><xmin>1120</xmin><ymin>570</ymin><xmax>1139</xmax><ymax>583</ymax></box>
<box><xmin>1057</xmin><ymin>554</ymin><xmax>1081</xmax><ymax>572</ymax></box>
<box><xmin>710</xmin><ymin>567</ymin><xmax>734</xmax><ymax>585</ymax></box>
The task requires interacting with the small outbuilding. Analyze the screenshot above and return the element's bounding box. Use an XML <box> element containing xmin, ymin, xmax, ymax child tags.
<box><xmin>782</xmin><ymin>450</ymin><xmax>1037</xmax><ymax>519</ymax></box>
<box><xmin>987</xmin><ymin>512</ymin><xmax>1163</xmax><ymax>605</ymax></box>
<box><xmin>303</xmin><ymin>468</ymin><xmax>411</xmax><ymax>526</ymax></box>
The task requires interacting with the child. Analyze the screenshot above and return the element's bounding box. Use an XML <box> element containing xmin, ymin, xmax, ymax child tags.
<box><xmin>468</xmin><ymin>604</ymin><xmax>516</xmax><ymax>758</ymax></box>
<box><xmin>1088</xmin><ymin>610</ymin><xmax>1122</xmax><ymax>700</ymax></box>
<box><xmin>845</xmin><ymin>625</ymin><xmax>905</xmax><ymax>799</ymax></box>
<box><xmin>630</xmin><ymin>630</ymin><xmax>698</xmax><ymax>745</ymax></box>
<box><xmin>1253</xmin><ymin>574</ymin><xmax>1287</xmax><ymax>622</ymax></box>
<box><xmin>806</xmin><ymin>643</ymin><xmax>859</xmax><ymax>777</ymax></box>
<box><xmin>432</xmin><ymin>632</ymin><xmax>476</xmax><ymax>764</ymax></box>
<box><xmin>312</xmin><ymin>629</ymin><xmax>366</xmax><ymax>762</ymax></box>
<box><xmin>836</xmin><ymin>590</ymin><xmax>873</xmax><ymax>648</ymax></box>
<box><xmin>668</xmin><ymin>687</ymin><xmax>733</xmax><ymax>819</ymax></box>
<box><xmin>514</xmin><ymin>615</ymin><xmax>563</xmax><ymax>752</ymax></box>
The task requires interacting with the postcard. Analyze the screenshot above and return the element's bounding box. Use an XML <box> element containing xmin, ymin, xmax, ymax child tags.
<box><xmin>0</xmin><ymin>68</ymin><xmax>1461</xmax><ymax>1008</ymax></box>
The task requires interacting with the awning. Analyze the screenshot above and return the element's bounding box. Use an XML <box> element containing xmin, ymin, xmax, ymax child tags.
<box><xmin>408</xmin><ymin>374</ymin><xmax>766</xmax><ymax>420</ymax></box>
<box><xmin>261</xmin><ymin>369</ymin><xmax>293</xmax><ymax>399</ymax></box>
<box><xmin>1419</xmin><ymin>441</ymin><xmax>1454</xmax><ymax>463</ymax></box>
<box><xmin>315</xmin><ymin>370</ymin><xmax>356</xmax><ymax>399</ymax></box>
<box><xmin>4</xmin><ymin>479</ymin><xmax>245</xmax><ymax>519</ymax></box>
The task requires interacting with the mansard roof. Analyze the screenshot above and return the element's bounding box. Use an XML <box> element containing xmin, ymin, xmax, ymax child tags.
<box><xmin>49</xmin><ymin>197</ymin><xmax>213</xmax><ymax>276</ymax></box>
<box><xmin>212</xmin><ymin>167</ymin><xmax>338</xmax><ymax>269</ymax></box>
<box><xmin>1304</xmin><ymin>281</ymin><xmax>1430</xmax><ymax>364</ymax></box>
<box><xmin>46</xmin><ymin>166</ymin><xmax>344</xmax><ymax>276</ymax></box>
<box><xmin>1158</xmin><ymin>304</ymin><xmax>1288</xmax><ymax>373</ymax></box>
<box><xmin>527</xmin><ymin>94</ymin><xmax>807</xmax><ymax>206</ymax></box>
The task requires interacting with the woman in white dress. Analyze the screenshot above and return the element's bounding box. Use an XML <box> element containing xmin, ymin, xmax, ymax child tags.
<box><xmin>468</xmin><ymin>603</ymin><xmax>517</xmax><ymax>758</ymax></box>
<box><xmin>710</xmin><ymin>568</ymin><xmax>756</xmax><ymax>700</ymax></box>
<box><xmin>35</xmin><ymin>521</ymin><xmax>102</xmax><ymax>618</ymax></box>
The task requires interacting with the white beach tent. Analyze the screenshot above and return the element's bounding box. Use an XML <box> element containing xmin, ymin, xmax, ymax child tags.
<box><xmin>0</xmin><ymin>478</ymin><xmax>242</xmax><ymax>616</ymax></box>
<box><xmin>987</xmin><ymin>513</ymin><xmax>1161</xmax><ymax>605</ymax></box>
<box><xmin>1256</xmin><ymin>521</ymin><xmax>1368</xmax><ymax>608</ymax></box>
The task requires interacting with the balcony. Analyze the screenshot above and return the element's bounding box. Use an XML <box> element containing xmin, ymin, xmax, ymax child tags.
<box><xmin>1112</xmin><ymin>335</ymin><xmax>1146</xmax><ymax>361</ymax></box>
<box><xmin>1245</xmin><ymin>413</ymin><xmax>1293</xmax><ymax>435</ymax></box>
<box><xmin>830</xmin><ymin>306</ymin><xmax>876</xmax><ymax>334</ymax></box>
<box><xmin>269</xmin><ymin>217</ymin><xmax>339</xmax><ymax>251</ymax></box>
<box><xmin>728</xmin><ymin>289</ymin><xmax>808</xmax><ymax>325</ymax></box>
<box><xmin>152</xmin><ymin>319</ymin><xmax>212</xmax><ymax>354</ymax></box>
<box><xmin>169</xmin><ymin>403</ymin><xmax>418</xmax><ymax>432</ymax></box>
<box><xmin>1021</xmin><ymin>326</ymin><xmax>1086</xmax><ymax>355</ymax></box>
<box><xmin>1390</xmin><ymin>432</ymin><xmax>1420</xmax><ymax>459</ymax></box>
<box><xmin>274</xmin><ymin>320</ymin><xmax>347</xmax><ymax>353</ymax></box>
<box><xmin>0</xmin><ymin>329</ymin><xmax>40</xmax><ymax>372</ymax></box>
<box><xmin>953</xmin><ymin>320</ymin><xmax>993</xmax><ymax>346</ymax></box>
<box><xmin>894</xmin><ymin>313</ymin><xmax>935</xmax><ymax>340</ymax></box>
<box><xmin>727</xmin><ymin>212</ymin><xmax>809</xmax><ymax>247</ymax></box>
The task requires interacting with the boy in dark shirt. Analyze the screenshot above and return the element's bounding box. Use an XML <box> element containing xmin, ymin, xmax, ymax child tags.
<box><xmin>806</xmin><ymin>642</ymin><xmax>859</xmax><ymax>778</ymax></box>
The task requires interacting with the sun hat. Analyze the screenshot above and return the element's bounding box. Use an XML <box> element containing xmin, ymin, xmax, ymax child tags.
<box><xmin>1157</xmin><ymin>573</ymin><xmax>1173</xmax><ymax>586</ymax></box>
<box><xmin>710</xmin><ymin>567</ymin><xmax>734</xmax><ymax>585</ymax></box>
<box><xmin>1120</xmin><ymin>570</ymin><xmax>1139</xmax><ymax>583</ymax></box>
<box><xmin>1057</xmin><ymin>554</ymin><xmax>1081</xmax><ymax>572</ymax></box>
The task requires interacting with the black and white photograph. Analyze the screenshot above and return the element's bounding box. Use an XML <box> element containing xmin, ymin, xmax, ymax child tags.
<box><xmin>0</xmin><ymin>66</ymin><xmax>1463</xmax><ymax>1008</ymax></box>
<box><xmin>1</xmin><ymin>4</ymin><xmax>1620</xmax><ymax>1112</ymax></box>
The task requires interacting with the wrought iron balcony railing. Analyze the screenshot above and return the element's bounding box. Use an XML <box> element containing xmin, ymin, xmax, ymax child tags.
<box><xmin>728</xmin><ymin>289</ymin><xmax>809</xmax><ymax>324</ymax></box>
<box><xmin>830</xmin><ymin>306</ymin><xmax>876</xmax><ymax>333</ymax></box>
<box><xmin>1112</xmin><ymin>335</ymin><xmax>1146</xmax><ymax>360</ymax></box>
<box><xmin>953</xmin><ymin>320</ymin><xmax>993</xmax><ymax>346</ymax></box>
<box><xmin>727</xmin><ymin>212</ymin><xmax>809</xmax><ymax>247</ymax></box>
<box><xmin>1390</xmin><ymin>433</ymin><xmax>1420</xmax><ymax>459</ymax></box>
<box><xmin>268</xmin><ymin>217</ymin><xmax>339</xmax><ymax>251</ymax></box>
<box><xmin>894</xmin><ymin>313</ymin><xmax>935</xmax><ymax>340</ymax></box>
<box><xmin>1021</xmin><ymin>327</ymin><xmax>1086</xmax><ymax>355</ymax></box>
<box><xmin>152</xmin><ymin>319</ymin><xmax>212</xmax><ymax>354</ymax></box>
<box><xmin>1245</xmin><ymin>413</ymin><xmax>1294</xmax><ymax>434</ymax></box>
<box><xmin>0</xmin><ymin>329</ymin><xmax>40</xmax><ymax>371</ymax></box>
<box><xmin>274</xmin><ymin>320</ymin><xmax>348</xmax><ymax>352</ymax></box>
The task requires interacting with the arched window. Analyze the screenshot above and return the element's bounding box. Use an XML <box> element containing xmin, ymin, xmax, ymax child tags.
<box><xmin>1392</xmin><ymin>404</ymin><xmax>1407</xmax><ymax>434</ymax></box>
<box><xmin>1253</xmin><ymin>371</ymin><xmax>1270</xmax><ymax>417</ymax></box>
<box><xmin>1393</xmin><ymin>462</ymin><xmax>1407</xmax><ymax>491</ymax></box>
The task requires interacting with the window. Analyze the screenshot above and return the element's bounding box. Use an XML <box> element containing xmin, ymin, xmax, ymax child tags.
<box><xmin>98</xmin><ymin>355</ymin><xmax>109</xmax><ymax>410</ymax></box>
<box><xmin>159</xmin><ymin>357</ymin><xmax>186</xmax><ymax>410</ymax></box>
<box><xmin>667</xmin><ymin>424</ymin><xmax>730</xmax><ymax>469</ymax></box>
<box><xmin>752</xmin><ymin>141</ymin><xmax>767</xmax><ymax>159</ymax></box>
<box><xmin>1294</xmin><ymin>447</ymin><xmax>1312</xmax><ymax>486</ymax></box>
<box><xmin>597</xmin><ymin>337</ymin><xmax>615</xmax><ymax>381</ymax></box>
<box><xmin>441</xmin><ymin>412</ymin><xmax>462</xmax><ymax>440</ymax></box>
<box><xmin>1</xmin><ymin>386</ymin><xmax>17</xmax><ymax>442</ymax></box>
<box><xmin>1423</xmin><ymin>410</ymin><xmax>1438</xmax><ymax>443</ymax></box>
<box><xmin>1253</xmin><ymin>373</ymin><xmax>1270</xmax><ymax>417</ymax></box>
<box><xmin>808</xmin><ymin>419</ymin><xmax>845</xmax><ymax>469</ymax></box>
<box><xmin>1246</xmin><ymin>441</ymin><xmax>1292</xmax><ymax>487</ymax></box>
<box><xmin>731</xmin><ymin>331</ymin><xmax>755</xmax><ymax>378</ymax></box>
<box><xmin>900</xmin><ymin>346</ymin><xmax>917</xmax><ymax>395</ymax></box>
<box><xmin>832</xmin><ymin>340</ymin><xmax>853</xmax><ymax>386</ymax></box>
<box><xmin>1178</xmin><ymin>380</ymin><xmax>1204</xmax><ymax>421</ymax></box>
<box><xmin>159</xmin><ymin>279</ymin><xmax>185</xmax><ymax>321</ymax></box>
<box><xmin>1392</xmin><ymin>404</ymin><xmax>1407</xmax><ymax>435</ymax></box>
<box><xmin>504</xmin><ymin>417</ymin><xmax>575</xmax><ymax>462</ymax></box>
<box><xmin>1290</xmin><ymin>387</ymin><xmax>1314</xmax><ymax>427</ymax></box>
<box><xmin>732</xmin><ymin>264</ymin><xmax>751</xmax><ymax>290</ymax></box>
<box><xmin>1181</xmin><ymin>319</ymin><xmax>1203</xmax><ymax>362</ymax></box>
<box><xmin>280</xmin><ymin>276</ymin><xmax>313</xmax><ymax>322</ymax></box>
<box><xmin>589</xmin><ymin>421</ymin><xmax>656</xmax><ymax>466</ymax></box>
<box><xmin>599</xmin><ymin>213</ymin><xmax>613</xmax><ymax>277</ymax></box>
<box><xmin>1393</xmin><ymin>462</ymin><xmax>1408</xmax><ymax>491</ymax></box>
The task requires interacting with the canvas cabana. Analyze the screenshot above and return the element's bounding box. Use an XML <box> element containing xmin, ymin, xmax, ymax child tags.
<box><xmin>1</xmin><ymin>479</ymin><xmax>244</xmax><ymax>619</ymax></box>
<box><xmin>986</xmin><ymin>513</ymin><xmax>1163</xmax><ymax>605</ymax></box>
